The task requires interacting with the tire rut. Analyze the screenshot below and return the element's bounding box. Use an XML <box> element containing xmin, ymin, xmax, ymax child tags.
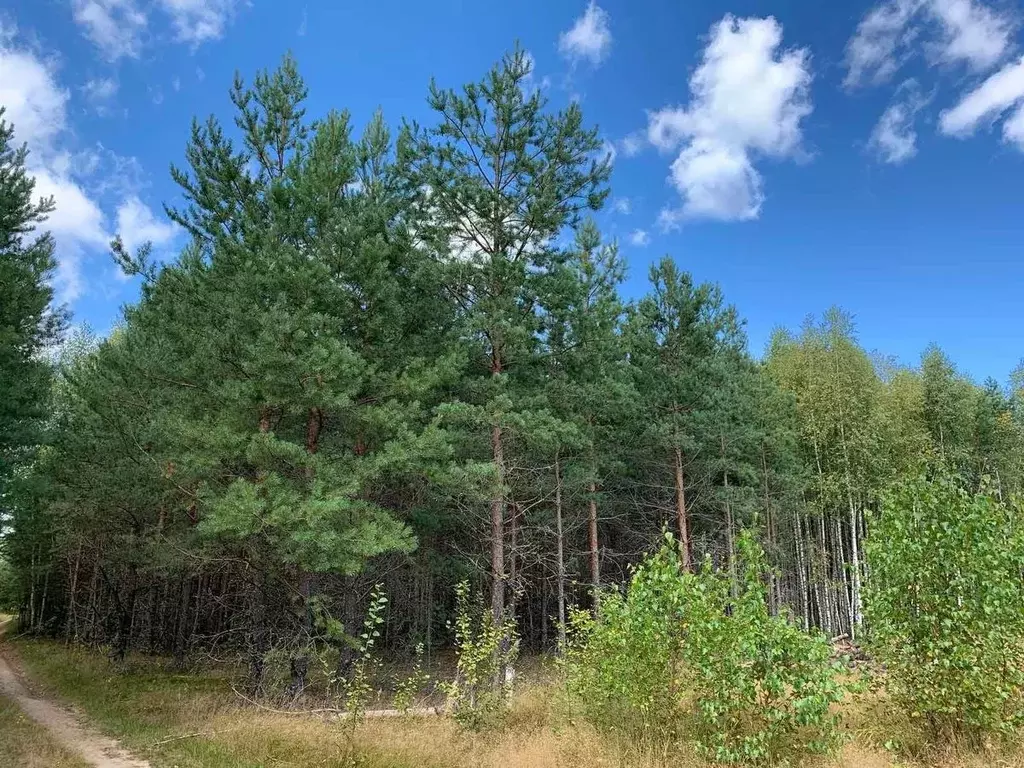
<box><xmin>0</xmin><ymin>620</ymin><xmax>151</xmax><ymax>768</ymax></box>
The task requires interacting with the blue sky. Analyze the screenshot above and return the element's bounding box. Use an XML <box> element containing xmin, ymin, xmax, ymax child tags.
<box><xmin>2</xmin><ymin>0</ymin><xmax>1023</xmax><ymax>383</ymax></box>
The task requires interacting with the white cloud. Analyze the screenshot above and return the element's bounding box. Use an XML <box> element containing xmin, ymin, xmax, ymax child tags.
<box><xmin>0</xmin><ymin>27</ymin><xmax>174</xmax><ymax>302</ymax></box>
<box><xmin>158</xmin><ymin>0</ymin><xmax>243</xmax><ymax>45</ymax></box>
<box><xmin>116</xmin><ymin>195</ymin><xmax>179</xmax><ymax>253</ymax></box>
<box><xmin>647</xmin><ymin>15</ymin><xmax>812</xmax><ymax>224</ymax></box>
<box><xmin>844</xmin><ymin>0</ymin><xmax>919</xmax><ymax>88</ymax></box>
<box><xmin>559</xmin><ymin>1</ymin><xmax>612</xmax><ymax>67</ymax></box>
<box><xmin>81</xmin><ymin>76</ymin><xmax>118</xmax><ymax>114</ymax></box>
<box><xmin>612</xmin><ymin>197</ymin><xmax>631</xmax><ymax>214</ymax></box>
<box><xmin>32</xmin><ymin>169</ymin><xmax>108</xmax><ymax>300</ymax></box>
<box><xmin>171</xmin><ymin>76</ymin><xmax>181</xmax><ymax>91</ymax></box>
<box><xmin>939</xmin><ymin>56</ymin><xmax>1024</xmax><ymax>135</ymax></box>
<box><xmin>844</xmin><ymin>0</ymin><xmax>1014</xmax><ymax>87</ymax></box>
<box><xmin>71</xmin><ymin>0</ymin><xmax>243</xmax><ymax>57</ymax></box>
<box><xmin>71</xmin><ymin>0</ymin><xmax>147</xmax><ymax>62</ymax></box>
<box><xmin>869</xmin><ymin>80</ymin><xmax>930</xmax><ymax>163</ymax></box>
<box><xmin>628</xmin><ymin>229</ymin><xmax>650</xmax><ymax>246</ymax></box>
<box><xmin>928</xmin><ymin>0</ymin><xmax>1013</xmax><ymax>71</ymax></box>
<box><xmin>0</xmin><ymin>33</ymin><xmax>107</xmax><ymax>302</ymax></box>
<box><xmin>297</xmin><ymin>8</ymin><xmax>307</xmax><ymax>37</ymax></box>
<box><xmin>0</xmin><ymin>48</ymin><xmax>67</xmax><ymax>158</ymax></box>
<box><xmin>619</xmin><ymin>131</ymin><xmax>645</xmax><ymax>157</ymax></box>
<box><xmin>1002</xmin><ymin>102</ymin><xmax>1024</xmax><ymax>148</ymax></box>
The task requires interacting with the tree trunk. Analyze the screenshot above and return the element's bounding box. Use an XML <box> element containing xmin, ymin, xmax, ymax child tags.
<box><xmin>554</xmin><ymin>451</ymin><xmax>566</xmax><ymax>652</ymax></box>
<box><xmin>794</xmin><ymin>510</ymin><xmax>809</xmax><ymax>630</ymax></box>
<box><xmin>588</xmin><ymin>480</ymin><xmax>600</xmax><ymax>610</ymax></box>
<box><xmin>722</xmin><ymin>435</ymin><xmax>737</xmax><ymax>596</ymax></box>
<box><xmin>674</xmin><ymin>446</ymin><xmax>692</xmax><ymax>570</ymax></box>
<box><xmin>287</xmin><ymin>405</ymin><xmax>324</xmax><ymax>696</ymax></box>
<box><xmin>490</xmin><ymin>423</ymin><xmax>506</xmax><ymax>628</ymax></box>
<box><xmin>847</xmin><ymin>494</ymin><xmax>861</xmax><ymax>639</ymax></box>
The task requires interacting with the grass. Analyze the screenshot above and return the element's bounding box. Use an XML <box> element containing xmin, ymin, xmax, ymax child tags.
<box><xmin>6</xmin><ymin>637</ymin><xmax>1024</xmax><ymax>768</ymax></box>
<box><xmin>0</xmin><ymin>693</ymin><xmax>90</xmax><ymax>768</ymax></box>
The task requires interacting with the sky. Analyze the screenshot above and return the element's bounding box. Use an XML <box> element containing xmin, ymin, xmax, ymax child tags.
<box><xmin>2</xmin><ymin>0</ymin><xmax>1024</xmax><ymax>384</ymax></box>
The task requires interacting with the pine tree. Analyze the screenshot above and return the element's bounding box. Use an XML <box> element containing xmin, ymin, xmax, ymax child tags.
<box><xmin>626</xmin><ymin>258</ymin><xmax>744</xmax><ymax>570</ymax></box>
<box><xmin>542</xmin><ymin>220</ymin><xmax>631</xmax><ymax>621</ymax></box>
<box><xmin>0</xmin><ymin>110</ymin><xmax>66</xmax><ymax>495</ymax></box>
<box><xmin>406</xmin><ymin>47</ymin><xmax>610</xmax><ymax>645</ymax></box>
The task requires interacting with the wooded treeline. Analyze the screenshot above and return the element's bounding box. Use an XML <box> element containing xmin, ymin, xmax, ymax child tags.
<box><xmin>3</xmin><ymin>51</ymin><xmax>1024</xmax><ymax>691</ymax></box>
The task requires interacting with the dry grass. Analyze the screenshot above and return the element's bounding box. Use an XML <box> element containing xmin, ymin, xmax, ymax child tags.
<box><xmin>0</xmin><ymin>693</ymin><xmax>90</xmax><ymax>768</ymax></box>
<box><xmin>9</xmin><ymin>638</ymin><xmax>1024</xmax><ymax>768</ymax></box>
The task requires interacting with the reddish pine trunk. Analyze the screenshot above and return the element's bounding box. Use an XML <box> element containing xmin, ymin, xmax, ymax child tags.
<box><xmin>588</xmin><ymin>482</ymin><xmax>600</xmax><ymax>606</ymax></box>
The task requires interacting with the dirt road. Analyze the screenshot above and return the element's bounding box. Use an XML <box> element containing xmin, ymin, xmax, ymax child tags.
<box><xmin>0</xmin><ymin>619</ymin><xmax>151</xmax><ymax>768</ymax></box>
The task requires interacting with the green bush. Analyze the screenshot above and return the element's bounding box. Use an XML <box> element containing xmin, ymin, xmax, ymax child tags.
<box><xmin>864</xmin><ymin>474</ymin><xmax>1024</xmax><ymax>743</ymax></box>
<box><xmin>442</xmin><ymin>581</ymin><xmax>519</xmax><ymax>730</ymax></box>
<box><xmin>566</xmin><ymin>530</ymin><xmax>845</xmax><ymax>765</ymax></box>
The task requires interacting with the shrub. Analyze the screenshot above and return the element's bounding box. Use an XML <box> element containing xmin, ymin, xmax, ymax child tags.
<box><xmin>565</xmin><ymin>530</ymin><xmax>846</xmax><ymax>766</ymax></box>
<box><xmin>442</xmin><ymin>581</ymin><xmax>519</xmax><ymax>730</ymax></box>
<box><xmin>864</xmin><ymin>474</ymin><xmax>1024</xmax><ymax>743</ymax></box>
<box><xmin>563</xmin><ymin>545</ymin><xmax>685</xmax><ymax>741</ymax></box>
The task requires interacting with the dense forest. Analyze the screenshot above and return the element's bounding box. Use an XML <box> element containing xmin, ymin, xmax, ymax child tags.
<box><xmin>3</xmin><ymin>49</ymin><xmax>1024</xmax><ymax>699</ymax></box>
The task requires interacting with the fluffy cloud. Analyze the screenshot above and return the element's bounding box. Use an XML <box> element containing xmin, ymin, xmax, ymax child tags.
<box><xmin>559</xmin><ymin>2</ymin><xmax>612</xmax><ymax>67</ymax></box>
<box><xmin>116</xmin><ymin>196</ymin><xmax>179</xmax><ymax>253</ymax></box>
<box><xmin>628</xmin><ymin>229</ymin><xmax>650</xmax><ymax>246</ymax></box>
<box><xmin>869</xmin><ymin>80</ymin><xmax>931</xmax><ymax>163</ymax></box>
<box><xmin>928</xmin><ymin>0</ymin><xmax>1013</xmax><ymax>70</ymax></box>
<box><xmin>71</xmin><ymin>0</ymin><xmax>147</xmax><ymax>62</ymax></box>
<box><xmin>71</xmin><ymin>0</ymin><xmax>244</xmax><ymax>58</ymax></box>
<box><xmin>618</xmin><ymin>131</ymin><xmax>645</xmax><ymax>157</ymax></box>
<box><xmin>611</xmin><ymin>197</ymin><xmax>631</xmax><ymax>214</ymax></box>
<box><xmin>0</xmin><ymin>27</ymin><xmax>174</xmax><ymax>302</ymax></box>
<box><xmin>158</xmin><ymin>0</ymin><xmax>243</xmax><ymax>46</ymax></box>
<box><xmin>939</xmin><ymin>56</ymin><xmax>1024</xmax><ymax>136</ymax></box>
<box><xmin>0</xmin><ymin>46</ymin><xmax>67</xmax><ymax>155</ymax></box>
<box><xmin>844</xmin><ymin>0</ymin><xmax>1014</xmax><ymax>88</ymax></box>
<box><xmin>647</xmin><ymin>15</ymin><xmax>812</xmax><ymax>225</ymax></box>
<box><xmin>1002</xmin><ymin>102</ymin><xmax>1024</xmax><ymax>148</ymax></box>
<box><xmin>844</xmin><ymin>0</ymin><xmax>919</xmax><ymax>87</ymax></box>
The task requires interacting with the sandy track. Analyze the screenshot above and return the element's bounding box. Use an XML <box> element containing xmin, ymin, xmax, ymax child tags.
<box><xmin>0</xmin><ymin>620</ymin><xmax>151</xmax><ymax>768</ymax></box>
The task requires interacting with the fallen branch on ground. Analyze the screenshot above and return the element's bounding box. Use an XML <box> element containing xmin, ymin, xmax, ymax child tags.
<box><xmin>230</xmin><ymin>686</ymin><xmax>443</xmax><ymax>718</ymax></box>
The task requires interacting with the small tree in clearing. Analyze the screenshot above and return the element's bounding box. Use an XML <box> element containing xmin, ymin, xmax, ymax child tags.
<box><xmin>864</xmin><ymin>474</ymin><xmax>1024</xmax><ymax>743</ymax></box>
<box><xmin>565</xmin><ymin>530</ymin><xmax>845</xmax><ymax>765</ymax></box>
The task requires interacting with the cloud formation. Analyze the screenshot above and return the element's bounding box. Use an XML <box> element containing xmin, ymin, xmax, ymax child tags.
<box><xmin>0</xmin><ymin>26</ymin><xmax>175</xmax><ymax>302</ymax></box>
<box><xmin>844</xmin><ymin>0</ymin><xmax>1014</xmax><ymax>88</ymax></box>
<box><xmin>116</xmin><ymin>196</ymin><xmax>179</xmax><ymax>253</ymax></box>
<box><xmin>869</xmin><ymin>80</ymin><xmax>931</xmax><ymax>163</ymax></box>
<box><xmin>628</xmin><ymin>229</ymin><xmax>650</xmax><ymax>246</ymax></box>
<box><xmin>71</xmin><ymin>0</ymin><xmax>147</xmax><ymax>62</ymax></box>
<box><xmin>71</xmin><ymin>0</ymin><xmax>245</xmax><ymax>59</ymax></box>
<box><xmin>939</xmin><ymin>56</ymin><xmax>1024</xmax><ymax>142</ymax></box>
<box><xmin>647</xmin><ymin>15</ymin><xmax>812</xmax><ymax>224</ymax></box>
<box><xmin>159</xmin><ymin>0</ymin><xmax>242</xmax><ymax>46</ymax></box>
<box><xmin>81</xmin><ymin>76</ymin><xmax>119</xmax><ymax>114</ymax></box>
<box><xmin>559</xmin><ymin>2</ymin><xmax>612</xmax><ymax>67</ymax></box>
